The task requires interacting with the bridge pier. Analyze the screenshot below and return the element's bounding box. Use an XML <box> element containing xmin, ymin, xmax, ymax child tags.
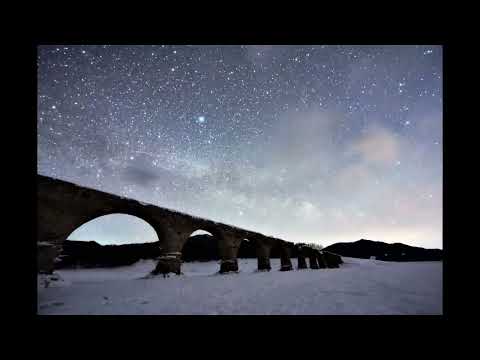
<box><xmin>297</xmin><ymin>252</ymin><xmax>308</xmax><ymax>269</ymax></box>
<box><xmin>220</xmin><ymin>258</ymin><xmax>239</xmax><ymax>273</ymax></box>
<box><xmin>323</xmin><ymin>251</ymin><xmax>341</xmax><ymax>268</ymax></box>
<box><xmin>317</xmin><ymin>251</ymin><xmax>327</xmax><ymax>268</ymax></box>
<box><xmin>256</xmin><ymin>241</ymin><xmax>272</xmax><ymax>271</ymax></box>
<box><xmin>38</xmin><ymin>241</ymin><xmax>61</xmax><ymax>274</ymax></box>
<box><xmin>280</xmin><ymin>258</ymin><xmax>293</xmax><ymax>271</ymax></box>
<box><xmin>152</xmin><ymin>252</ymin><xmax>182</xmax><ymax>275</ymax></box>
<box><xmin>309</xmin><ymin>254</ymin><xmax>319</xmax><ymax>269</ymax></box>
<box><xmin>218</xmin><ymin>232</ymin><xmax>241</xmax><ymax>273</ymax></box>
<box><xmin>279</xmin><ymin>242</ymin><xmax>293</xmax><ymax>271</ymax></box>
<box><xmin>151</xmin><ymin>226</ymin><xmax>186</xmax><ymax>276</ymax></box>
<box><xmin>257</xmin><ymin>257</ymin><xmax>271</xmax><ymax>271</ymax></box>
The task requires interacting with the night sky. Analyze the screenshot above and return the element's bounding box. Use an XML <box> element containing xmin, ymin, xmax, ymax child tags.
<box><xmin>37</xmin><ymin>45</ymin><xmax>442</xmax><ymax>249</ymax></box>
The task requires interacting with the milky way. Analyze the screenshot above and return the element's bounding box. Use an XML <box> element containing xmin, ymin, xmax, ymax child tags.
<box><xmin>37</xmin><ymin>45</ymin><xmax>442</xmax><ymax>248</ymax></box>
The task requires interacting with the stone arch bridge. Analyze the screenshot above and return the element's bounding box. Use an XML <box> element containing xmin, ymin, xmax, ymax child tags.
<box><xmin>38</xmin><ymin>174</ymin><xmax>342</xmax><ymax>275</ymax></box>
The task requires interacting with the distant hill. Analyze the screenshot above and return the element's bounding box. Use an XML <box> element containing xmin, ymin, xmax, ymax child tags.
<box><xmin>323</xmin><ymin>239</ymin><xmax>442</xmax><ymax>262</ymax></box>
<box><xmin>56</xmin><ymin>240</ymin><xmax>161</xmax><ymax>268</ymax></box>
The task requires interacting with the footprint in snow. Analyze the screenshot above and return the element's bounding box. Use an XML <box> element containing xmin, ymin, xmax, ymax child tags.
<box><xmin>126</xmin><ymin>298</ymin><xmax>149</xmax><ymax>304</ymax></box>
<box><xmin>102</xmin><ymin>296</ymin><xmax>112</xmax><ymax>305</ymax></box>
<box><xmin>39</xmin><ymin>301</ymin><xmax>64</xmax><ymax>309</ymax></box>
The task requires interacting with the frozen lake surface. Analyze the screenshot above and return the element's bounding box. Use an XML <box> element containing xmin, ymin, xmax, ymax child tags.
<box><xmin>37</xmin><ymin>257</ymin><xmax>442</xmax><ymax>315</ymax></box>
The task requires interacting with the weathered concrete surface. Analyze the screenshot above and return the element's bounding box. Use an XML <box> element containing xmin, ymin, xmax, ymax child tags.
<box><xmin>309</xmin><ymin>254</ymin><xmax>320</xmax><ymax>269</ymax></box>
<box><xmin>38</xmin><ymin>174</ymin><xmax>301</xmax><ymax>275</ymax></box>
<box><xmin>279</xmin><ymin>241</ymin><xmax>294</xmax><ymax>271</ymax></box>
<box><xmin>252</xmin><ymin>236</ymin><xmax>276</xmax><ymax>271</ymax></box>
<box><xmin>297</xmin><ymin>245</ymin><xmax>308</xmax><ymax>269</ymax></box>
<box><xmin>38</xmin><ymin>242</ymin><xmax>59</xmax><ymax>274</ymax></box>
<box><xmin>152</xmin><ymin>255</ymin><xmax>182</xmax><ymax>275</ymax></box>
<box><xmin>300</xmin><ymin>247</ymin><xmax>319</xmax><ymax>269</ymax></box>
<box><xmin>316</xmin><ymin>251</ymin><xmax>327</xmax><ymax>269</ymax></box>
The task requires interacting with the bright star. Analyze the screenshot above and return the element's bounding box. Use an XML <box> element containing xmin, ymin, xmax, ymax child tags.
<box><xmin>197</xmin><ymin>116</ymin><xmax>205</xmax><ymax>124</ymax></box>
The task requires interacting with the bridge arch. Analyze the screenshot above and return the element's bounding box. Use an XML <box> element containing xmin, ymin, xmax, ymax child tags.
<box><xmin>237</xmin><ymin>238</ymin><xmax>255</xmax><ymax>259</ymax></box>
<box><xmin>181</xmin><ymin>229</ymin><xmax>219</xmax><ymax>264</ymax></box>
<box><xmin>66</xmin><ymin>213</ymin><xmax>161</xmax><ymax>245</ymax></box>
<box><xmin>179</xmin><ymin>227</ymin><xmax>241</xmax><ymax>274</ymax></box>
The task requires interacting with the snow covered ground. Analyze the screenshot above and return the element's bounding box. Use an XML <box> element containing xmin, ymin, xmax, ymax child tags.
<box><xmin>37</xmin><ymin>257</ymin><xmax>442</xmax><ymax>315</ymax></box>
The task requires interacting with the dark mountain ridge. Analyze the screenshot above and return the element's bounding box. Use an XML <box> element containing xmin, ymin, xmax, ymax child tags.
<box><xmin>56</xmin><ymin>240</ymin><xmax>162</xmax><ymax>268</ymax></box>
<box><xmin>56</xmin><ymin>234</ymin><xmax>291</xmax><ymax>268</ymax></box>
<box><xmin>323</xmin><ymin>239</ymin><xmax>442</xmax><ymax>261</ymax></box>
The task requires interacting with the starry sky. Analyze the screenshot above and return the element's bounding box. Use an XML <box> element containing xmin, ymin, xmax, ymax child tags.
<box><xmin>37</xmin><ymin>45</ymin><xmax>442</xmax><ymax>249</ymax></box>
